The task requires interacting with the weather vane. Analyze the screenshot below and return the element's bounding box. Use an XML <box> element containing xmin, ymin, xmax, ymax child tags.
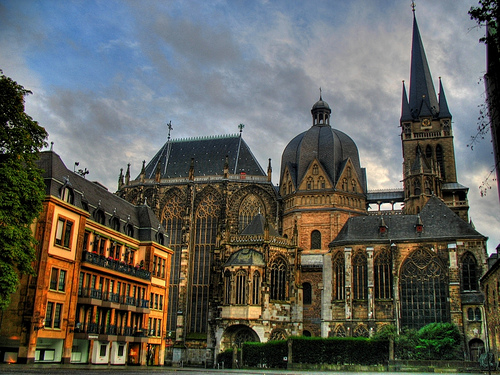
<box><xmin>238</xmin><ymin>123</ymin><xmax>245</xmax><ymax>133</ymax></box>
<box><xmin>167</xmin><ymin>120</ymin><xmax>173</xmax><ymax>141</ymax></box>
<box><xmin>411</xmin><ymin>1</ymin><xmax>416</xmax><ymax>13</ymax></box>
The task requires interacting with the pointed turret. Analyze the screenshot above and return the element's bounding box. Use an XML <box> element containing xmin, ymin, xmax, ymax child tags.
<box><xmin>438</xmin><ymin>77</ymin><xmax>452</xmax><ymax>119</ymax></box>
<box><xmin>408</xmin><ymin>14</ymin><xmax>439</xmax><ymax>118</ymax></box>
<box><xmin>401</xmin><ymin>81</ymin><xmax>413</xmax><ymax>122</ymax></box>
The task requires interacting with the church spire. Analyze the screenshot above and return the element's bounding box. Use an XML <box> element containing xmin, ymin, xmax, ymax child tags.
<box><xmin>438</xmin><ymin>77</ymin><xmax>452</xmax><ymax>119</ymax></box>
<box><xmin>408</xmin><ymin>12</ymin><xmax>439</xmax><ymax>118</ymax></box>
<box><xmin>401</xmin><ymin>81</ymin><xmax>412</xmax><ymax>122</ymax></box>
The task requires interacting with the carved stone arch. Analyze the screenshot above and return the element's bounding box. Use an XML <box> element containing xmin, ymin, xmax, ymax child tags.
<box><xmin>227</xmin><ymin>184</ymin><xmax>276</xmax><ymax>234</ymax></box>
<box><xmin>269</xmin><ymin>328</ymin><xmax>287</xmax><ymax>341</ymax></box>
<box><xmin>353</xmin><ymin>324</ymin><xmax>369</xmax><ymax>338</ymax></box>
<box><xmin>143</xmin><ymin>187</ymin><xmax>155</xmax><ymax>206</ymax></box>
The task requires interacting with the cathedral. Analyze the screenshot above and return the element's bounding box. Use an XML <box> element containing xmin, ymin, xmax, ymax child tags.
<box><xmin>118</xmin><ymin>12</ymin><xmax>488</xmax><ymax>366</ymax></box>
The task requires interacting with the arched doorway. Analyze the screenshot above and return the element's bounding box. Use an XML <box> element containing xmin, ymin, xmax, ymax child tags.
<box><xmin>220</xmin><ymin>324</ymin><xmax>260</xmax><ymax>353</ymax></box>
<box><xmin>469</xmin><ymin>339</ymin><xmax>485</xmax><ymax>362</ymax></box>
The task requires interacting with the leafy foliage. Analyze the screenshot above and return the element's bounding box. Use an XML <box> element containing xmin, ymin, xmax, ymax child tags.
<box><xmin>416</xmin><ymin>322</ymin><xmax>463</xmax><ymax>360</ymax></box>
<box><xmin>242</xmin><ymin>340</ymin><xmax>288</xmax><ymax>368</ymax></box>
<box><xmin>0</xmin><ymin>70</ymin><xmax>47</xmax><ymax>309</ymax></box>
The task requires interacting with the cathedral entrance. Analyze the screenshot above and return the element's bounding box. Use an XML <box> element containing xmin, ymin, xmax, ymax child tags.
<box><xmin>469</xmin><ymin>339</ymin><xmax>485</xmax><ymax>362</ymax></box>
<box><xmin>220</xmin><ymin>324</ymin><xmax>259</xmax><ymax>353</ymax></box>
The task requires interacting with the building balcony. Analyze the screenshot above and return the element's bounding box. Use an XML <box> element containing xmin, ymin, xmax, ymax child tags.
<box><xmin>82</xmin><ymin>251</ymin><xmax>151</xmax><ymax>280</ymax></box>
<box><xmin>73</xmin><ymin>323</ymin><xmax>149</xmax><ymax>342</ymax></box>
<box><xmin>78</xmin><ymin>287</ymin><xmax>149</xmax><ymax>312</ymax></box>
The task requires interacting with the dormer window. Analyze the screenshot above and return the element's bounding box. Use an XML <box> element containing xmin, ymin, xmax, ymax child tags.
<box><xmin>415</xmin><ymin>215</ymin><xmax>423</xmax><ymax>233</ymax></box>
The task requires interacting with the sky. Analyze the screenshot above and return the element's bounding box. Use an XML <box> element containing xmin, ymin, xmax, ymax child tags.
<box><xmin>1</xmin><ymin>0</ymin><xmax>499</xmax><ymax>253</ymax></box>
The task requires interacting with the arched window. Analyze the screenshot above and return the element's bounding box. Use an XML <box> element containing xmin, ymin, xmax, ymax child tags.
<box><xmin>61</xmin><ymin>186</ymin><xmax>74</xmax><ymax>204</ymax></box>
<box><xmin>318</xmin><ymin>176</ymin><xmax>325</xmax><ymax>189</ymax></box>
<box><xmin>400</xmin><ymin>248</ymin><xmax>449</xmax><ymax>329</ymax></box>
<box><xmin>125</xmin><ymin>224</ymin><xmax>134</xmax><ymax>237</ymax></box>
<box><xmin>424</xmin><ymin>179</ymin><xmax>432</xmax><ymax>195</ymax></box>
<box><xmin>352</xmin><ymin>251</ymin><xmax>367</xmax><ymax>299</ymax></box>
<box><xmin>312</xmin><ymin>164</ymin><xmax>319</xmax><ymax>175</ymax></box>
<box><xmin>235</xmin><ymin>270</ymin><xmax>247</xmax><ymax>305</ymax></box>
<box><xmin>224</xmin><ymin>271</ymin><xmax>232</xmax><ymax>304</ymax></box>
<box><xmin>111</xmin><ymin>217</ymin><xmax>120</xmax><ymax>231</ymax></box>
<box><xmin>333</xmin><ymin>252</ymin><xmax>345</xmax><ymax>300</ymax></box>
<box><xmin>436</xmin><ymin>144</ymin><xmax>445</xmax><ymax>179</ymax></box>
<box><xmin>288</xmin><ymin>182</ymin><xmax>292</xmax><ymax>194</ymax></box>
<box><xmin>162</xmin><ymin>193</ymin><xmax>184</xmax><ymax>333</ymax></box>
<box><xmin>252</xmin><ymin>271</ymin><xmax>260</xmax><ymax>305</ymax></box>
<box><xmin>475</xmin><ymin>307</ymin><xmax>481</xmax><ymax>321</ymax></box>
<box><xmin>353</xmin><ymin>325</ymin><xmax>369</xmax><ymax>338</ymax></box>
<box><xmin>413</xmin><ymin>179</ymin><xmax>421</xmax><ymax>195</ymax></box>
<box><xmin>462</xmin><ymin>252</ymin><xmax>478</xmax><ymax>291</ymax></box>
<box><xmin>335</xmin><ymin>325</ymin><xmax>346</xmax><ymax>337</ymax></box>
<box><xmin>374</xmin><ymin>249</ymin><xmax>393</xmax><ymax>299</ymax></box>
<box><xmin>189</xmin><ymin>192</ymin><xmax>218</xmax><ymax>333</ymax></box>
<box><xmin>311</xmin><ymin>230</ymin><xmax>321</xmax><ymax>250</ymax></box>
<box><xmin>239</xmin><ymin>194</ymin><xmax>263</xmax><ymax>232</ymax></box>
<box><xmin>270</xmin><ymin>258</ymin><xmax>287</xmax><ymax>300</ymax></box>
<box><xmin>95</xmin><ymin>209</ymin><xmax>105</xmax><ymax>225</ymax></box>
<box><xmin>425</xmin><ymin>144</ymin><xmax>433</xmax><ymax>159</ymax></box>
<box><xmin>303</xmin><ymin>282</ymin><xmax>312</xmax><ymax>305</ymax></box>
<box><xmin>467</xmin><ymin>307</ymin><xmax>474</xmax><ymax>321</ymax></box>
<box><xmin>306</xmin><ymin>177</ymin><xmax>313</xmax><ymax>190</ymax></box>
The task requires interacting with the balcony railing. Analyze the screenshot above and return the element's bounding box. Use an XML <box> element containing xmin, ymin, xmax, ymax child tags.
<box><xmin>78</xmin><ymin>287</ymin><xmax>149</xmax><ymax>309</ymax></box>
<box><xmin>75</xmin><ymin>323</ymin><xmax>145</xmax><ymax>337</ymax></box>
<box><xmin>82</xmin><ymin>251</ymin><xmax>151</xmax><ymax>280</ymax></box>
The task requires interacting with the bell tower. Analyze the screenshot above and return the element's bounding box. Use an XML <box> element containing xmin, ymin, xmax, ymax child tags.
<box><xmin>401</xmin><ymin>11</ymin><xmax>469</xmax><ymax>221</ymax></box>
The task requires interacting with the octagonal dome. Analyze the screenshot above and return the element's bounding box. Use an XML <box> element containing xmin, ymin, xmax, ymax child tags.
<box><xmin>280</xmin><ymin>98</ymin><xmax>366</xmax><ymax>191</ymax></box>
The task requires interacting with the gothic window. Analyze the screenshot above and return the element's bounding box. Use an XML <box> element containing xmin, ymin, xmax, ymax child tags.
<box><xmin>335</xmin><ymin>325</ymin><xmax>346</xmax><ymax>337</ymax></box>
<box><xmin>425</xmin><ymin>144</ymin><xmax>433</xmax><ymax>159</ymax></box>
<box><xmin>235</xmin><ymin>270</ymin><xmax>247</xmax><ymax>305</ymax></box>
<box><xmin>311</xmin><ymin>230</ymin><xmax>321</xmax><ymax>250</ymax></box>
<box><xmin>252</xmin><ymin>271</ymin><xmax>260</xmax><ymax>305</ymax></box>
<box><xmin>162</xmin><ymin>193</ymin><xmax>184</xmax><ymax>333</ymax></box>
<box><xmin>303</xmin><ymin>282</ymin><xmax>312</xmax><ymax>305</ymax></box>
<box><xmin>424</xmin><ymin>179</ymin><xmax>432</xmax><ymax>195</ymax></box>
<box><xmin>234</xmin><ymin>327</ymin><xmax>258</xmax><ymax>348</ymax></box>
<box><xmin>333</xmin><ymin>252</ymin><xmax>345</xmax><ymax>300</ymax></box>
<box><xmin>475</xmin><ymin>307</ymin><xmax>481</xmax><ymax>321</ymax></box>
<box><xmin>306</xmin><ymin>177</ymin><xmax>313</xmax><ymax>190</ymax></box>
<box><xmin>269</xmin><ymin>329</ymin><xmax>287</xmax><ymax>341</ymax></box>
<box><xmin>318</xmin><ymin>176</ymin><xmax>325</xmax><ymax>189</ymax></box>
<box><xmin>353</xmin><ymin>325</ymin><xmax>369</xmax><ymax>338</ymax></box>
<box><xmin>374</xmin><ymin>249</ymin><xmax>393</xmax><ymax>299</ymax></box>
<box><xmin>239</xmin><ymin>194</ymin><xmax>263</xmax><ymax>232</ymax></box>
<box><xmin>461</xmin><ymin>252</ymin><xmax>478</xmax><ymax>291</ymax></box>
<box><xmin>400</xmin><ymin>248</ymin><xmax>449</xmax><ymax>329</ymax></box>
<box><xmin>413</xmin><ymin>179</ymin><xmax>421</xmax><ymax>196</ymax></box>
<box><xmin>347</xmin><ymin>167</ymin><xmax>352</xmax><ymax>178</ymax></box>
<box><xmin>189</xmin><ymin>193</ymin><xmax>218</xmax><ymax>333</ymax></box>
<box><xmin>351</xmin><ymin>180</ymin><xmax>357</xmax><ymax>193</ymax></box>
<box><xmin>436</xmin><ymin>144</ymin><xmax>445</xmax><ymax>179</ymax></box>
<box><xmin>224</xmin><ymin>271</ymin><xmax>232</xmax><ymax>304</ymax></box>
<box><xmin>352</xmin><ymin>251</ymin><xmax>367</xmax><ymax>300</ymax></box>
<box><xmin>312</xmin><ymin>164</ymin><xmax>319</xmax><ymax>175</ymax></box>
<box><xmin>270</xmin><ymin>257</ymin><xmax>287</xmax><ymax>300</ymax></box>
<box><xmin>288</xmin><ymin>182</ymin><xmax>292</xmax><ymax>195</ymax></box>
<box><xmin>467</xmin><ymin>307</ymin><xmax>474</xmax><ymax>321</ymax></box>
<box><xmin>342</xmin><ymin>178</ymin><xmax>348</xmax><ymax>191</ymax></box>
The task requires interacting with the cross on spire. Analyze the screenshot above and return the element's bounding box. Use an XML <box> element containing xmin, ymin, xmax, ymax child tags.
<box><xmin>411</xmin><ymin>1</ymin><xmax>416</xmax><ymax>13</ymax></box>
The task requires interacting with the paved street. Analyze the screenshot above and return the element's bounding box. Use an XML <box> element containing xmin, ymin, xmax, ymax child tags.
<box><xmin>0</xmin><ymin>364</ymin><xmax>486</xmax><ymax>375</ymax></box>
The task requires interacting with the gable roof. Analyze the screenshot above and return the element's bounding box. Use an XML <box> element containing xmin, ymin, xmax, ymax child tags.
<box><xmin>37</xmin><ymin>151</ymin><xmax>163</xmax><ymax>242</ymax></box>
<box><xmin>330</xmin><ymin>196</ymin><xmax>486</xmax><ymax>247</ymax></box>
<box><xmin>143</xmin><ymin>134</ymin><xmax>265</xmax><ymax>179</ymax></box>
<box><xmin>240</xmin><ymin>213</ymin><xmax>279</xmax><ymax>236</ymax></box>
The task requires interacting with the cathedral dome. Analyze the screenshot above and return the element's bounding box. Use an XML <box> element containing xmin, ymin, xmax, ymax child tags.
<box><xmin>280</xmin><ymin>97</ymin><xmax>365</xmax><ymax>190</ymax></box>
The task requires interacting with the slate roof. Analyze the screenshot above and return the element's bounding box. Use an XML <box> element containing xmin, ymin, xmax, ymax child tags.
<box><xmin>142</xmin><ymin>134</ymin><xmax>265</xmax><ymax>179</ymax></box>
<box><xmin>37</xmin><ymin>151</ymin><xmax>163</xmax><ymax>242</ymax></box>
<box><xmin>330</xmin><ymin>196</ymin><xmax>485</xmax><ymax>247</ymax></box>
<box><xmin>223</xmin><ymin>248</ymin><xmax>266</xmax><ymax>267</ymax></box>
<box><xmin>281</xmin><ymin>122</ymin><xmax>366</xmax><ymax>191</ymax></box>
<box><xmin>240</xmin><ymin>213</ymin><xmax>279</xmax><ymax>236</ymax></box>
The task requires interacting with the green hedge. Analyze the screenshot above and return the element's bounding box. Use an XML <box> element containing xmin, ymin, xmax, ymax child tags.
<box><xmin>216</xmin><ymin>349</ymin><xmax>233</xmax><ymax>368</ymax></box>
<box><xmin>242</xmin><ymin>340</ymin><xmax>288</xmax><ymax>368</ymax></box>
<box><xmin>242</xmin><ymin>337</ymin><xmax>388</xmax><ymax>368</ymax></box>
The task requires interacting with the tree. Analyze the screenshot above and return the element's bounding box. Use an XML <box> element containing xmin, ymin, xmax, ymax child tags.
<box><xmin>416</xmin><ymin>322</ymin><xmax>463</xmax><ymax>360</ymax></box>
<box><xmin>0</xmin><ymin>70</ymin><xmax>48</xmax><ymax>309</ymax></box>
<box><xmin>469</xmin><ymin>1</ymin><xmax>500</xmax><ymax>200</ymax></box>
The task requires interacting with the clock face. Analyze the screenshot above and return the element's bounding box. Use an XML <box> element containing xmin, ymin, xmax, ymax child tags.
<box><xmin>421</xmin><ymin>118</ymin><xmax>431</xmax><ymax>127</ymax></box>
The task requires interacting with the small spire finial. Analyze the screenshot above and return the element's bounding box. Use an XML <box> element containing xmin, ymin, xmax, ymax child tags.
<box><xmin>411</xmin><ymin>1</ymin><xmax>416</xmax><ymax>13</ymax></box>
<box><xmin>319</xmin><ymin>87</ymin><xmax>322</xmax><ymax>100</ymax></box>
<box><xmin>167</xmin><ymin>120</ymin><xmax>173</xmax><ymax>141</ymax></box>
